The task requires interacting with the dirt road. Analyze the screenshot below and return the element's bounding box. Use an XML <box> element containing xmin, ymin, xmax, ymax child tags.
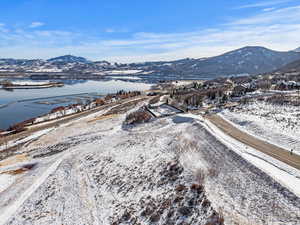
<box><xmin>206</xmin><ymin>114</ymin><xmax>300</xmax><ymax>170</ymax></box>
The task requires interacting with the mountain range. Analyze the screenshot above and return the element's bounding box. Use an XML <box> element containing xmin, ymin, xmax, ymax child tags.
<box><xmin>1</xmin><ymin>46</ymin><xmax>300</xmax><ymax>79</ymax></box>
<box><xmin>294</xmin><ymin>47</ymin><xmax>300</xmax><ymax>52</ymax></box>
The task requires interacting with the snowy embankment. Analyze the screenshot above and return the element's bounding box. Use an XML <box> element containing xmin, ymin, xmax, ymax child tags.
<box><xmin>220</xmin><ymin>101</ymin><xmax>300</xmax><ymax>156</ymax></box>
<box><xmin>110</xmin><ymin>76</ymin><xmax>141</xmax><ymax>80</ymax></box>
<box><xmin>0</xmin><ymin>102</ymin><xmax>299</xmax><ymax>224</ymax></box>
<box><xmin>196</xmin><ymin>115</ymin><xmax>300</xmax><ymax>197</ymax></box>
<box><xmin>0</xmin><ymin>174</ymin><xmax>16</xmax><ymax>194</ymax></box>
<box><xmin>0</xmin><ymin>128</ymin><xmax>54</xmax><ymax>152</ymax></box>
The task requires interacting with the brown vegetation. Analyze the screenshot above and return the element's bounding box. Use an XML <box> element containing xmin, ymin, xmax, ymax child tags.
<box><xmin>1</xmin><ymin>163</ymin><xmax>37</xmax><ymax>175</ymax></box>
<box><xmin>124</xmin><ymin>109</ymin><xmax>152</xmax><ymax>125</ymax></box>
<box><xmin>94</xmin><ymin>98</ymin><xmax>105</xmax><ymax>106</ymax></box>
<box><xmin>51</xmin><ymin>106</ymin><xmax>66</xmax><ymax>113</ymax></box>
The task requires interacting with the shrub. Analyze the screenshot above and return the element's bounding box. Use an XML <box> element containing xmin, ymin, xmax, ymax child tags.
<box><xmin>125</xmin><ymin>109</ymin><xmax>152</xmax><ymax>125</ymax></box>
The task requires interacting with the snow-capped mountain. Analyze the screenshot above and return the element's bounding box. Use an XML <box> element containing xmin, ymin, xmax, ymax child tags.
<box><xmin>294</xmin><ymin>47</ymin><xmax>300</xmax><ymax>52</ymax></box>
<box><xmin>47</xmin><ymin>55</ymin><xmax>90</xmax><ymax>64</ymax></box>
<box><xmin>0</xmin><ymin>55</ymin><xmax>114</xmax><ymax>73</ymax></box>
<box><xmin>164</xmin><ymin>46</ymin><xmax>300</xmax><ymax>77</ymax></box>
<box><xmin>1</xmin><ymin>47</ymin><xmax>300</xmax><ymax>79</ymax></box>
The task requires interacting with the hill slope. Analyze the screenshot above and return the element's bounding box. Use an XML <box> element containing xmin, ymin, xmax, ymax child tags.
<box><xmin>294</xmin><ymin>47</ymin><xmax>300</xmax><ymax>52</ymax></box>
<box><xmin>276</xmin><ymin>58</ymin><xmax>300</xmax><ymax>72</ymax></box>
<box><xmin>0</xmin><ymin>104</ymin><xmax>299</xmax><ymax>225</ymax></box>
<box><xmin>167</xmin><ymin>46</ymin><xmax>300</xmax><ymax>77</ymax></box>
<box><xmin>47</xmin><ymin>55</ymin><xmax>90</xmax><ymax>64</ymax></box>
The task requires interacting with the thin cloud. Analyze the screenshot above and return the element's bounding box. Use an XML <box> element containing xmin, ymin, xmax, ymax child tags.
<box><xmin>104</xmin><ymin>28</ymin><xmax>129</xmax><ymax>33</ymax></box>
<box><xmin>0</xmin><ymin>23</ymin><xmax>9</xmax><ymax>33</ymax></box>
<box><xmin>105</xmin><ymin>28</ymin><xmax>115</xmax><ymax>33</ymax></box>
<box><xmin>29</xmin><ymin>22</ymin><xmax>45</xmax><ymax>28</ymax></box>
<box><xmin>0</xmin><ymin>5</ymin><xmax>300</xmax><ymax>62</ymax></box>
<box><xmin>263</xmin><ymin>7</ymin><xmax>276</xmax><ymax>12</ymax></box>
<box><xmin>230</xmin><ymin>5</ymin><xmax>300</xmax><ymax>25</ymax></box>
<box><xmin>235</xmin><ymin>0</ymin><xmax>295</xmax><ymax>9</ymax></box>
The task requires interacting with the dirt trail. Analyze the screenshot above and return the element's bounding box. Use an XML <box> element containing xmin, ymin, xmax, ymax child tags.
<box><xmin>206</xmin><ymin>114</ymin><xmax>300</xmax><ymax>170</ymax></box>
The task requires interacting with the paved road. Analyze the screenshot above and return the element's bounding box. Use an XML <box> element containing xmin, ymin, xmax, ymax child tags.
<box><xmin>206</xmin><ymin>114</ymin><xmax>300</xmax><ymax>170</ymax></box>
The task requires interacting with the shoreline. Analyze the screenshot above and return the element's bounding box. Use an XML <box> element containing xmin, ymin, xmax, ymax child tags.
<box><xmin>0</xmin><ymin>93</ymin><xmax>148</xmax><ymax>139</ymax></box>
<box><xmin>0</xmin><ymin>96</ymin><xmax>149</xmax><ymax>154</ymax></box>
<box><xmin>1</xmin><ymin>82</ymin><xmax>64</xmax><ymax>90</ymax></box>
<box><xmin>0</xmin><ymin>92</ymin><xmax>101</xmax><ymax>114</ymax></box>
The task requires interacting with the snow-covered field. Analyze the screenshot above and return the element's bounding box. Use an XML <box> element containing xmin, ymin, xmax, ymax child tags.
<box><xmin>105</xmin><ymin>70</ymin><xmax>142</xmax><ymax>75</ymax></box>
<box><xmin>0</xmin><ymin>128</ymin><xmax>54</xmax><ymax>152</ymax></box>
<box><xmin>220</xmin><ymin>101</ymin><xmax>300</xmax><ymax>155</ymax></box>
<box><xmin>8</xmin><ymin>81</ymin><xmax>52</xmax><ymax>86</ymax></box>
<box><xmin>110</xmin><ymin>76</ymin><xmax>141</xmax><ymax>80</ymax></box>
<box><xmin>0</xmin><ymin>174</ymin><xmax>16</xmax><ymax>193</ymax></box>
<box><xmin>172</xmin><ymin>80</ymin><xmax>194</xmax><ymax>87</ymax></box>
<box><xmin>0</xmin><ymin>102</ymin><xmax>299</xmax><ymax>225</ymax></box>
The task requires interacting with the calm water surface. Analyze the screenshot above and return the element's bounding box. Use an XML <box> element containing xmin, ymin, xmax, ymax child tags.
<box><xmin>0</xmin><ymin>79</ymin><xmax>152</xmax><ymax>130</ymax></box>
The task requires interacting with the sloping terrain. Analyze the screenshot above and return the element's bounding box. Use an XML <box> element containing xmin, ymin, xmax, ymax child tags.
<box><xmin>0</xmin><ymin>104</ymin><xmax>299</xmax><ymax>225</ymax></box>
<box><xmin>159</xmin><ymin>46</ymin><xmax>300</xmax><ymax>77</ymax></box>
<box><xmin>276</xmin><ymin>58</ymin><xmax>300</xmax><ymax>72</ymax></box>
<box><xmin>294</xmin><ymin>47</ymin><xmax>300</xmax><ymax>52</ymax></box>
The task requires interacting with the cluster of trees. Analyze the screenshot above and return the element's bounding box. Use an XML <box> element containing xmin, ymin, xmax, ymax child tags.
<box><xmin>183</xmin><ymin>95</ymin><xmax>203</xmax><ymax>107</ymax></box>
<box><xmin>265</xmin><ymin>95</ymin><xmax>291</xmax><ymax>105</ymax></box>
<box><xmin>255</xmin><ymin>80</ymin><xmax>271</xmax><ymax>90</ymax></box>
<box><xmin>0</xmin><ymin>80</ymin><xmax>13</xmax><ymax>87</ymax></box>
<box><xmin>170</xmin><ymin>87</ymin><xmax>230</xmax><ymax>109</ymax></box>
<box><xmin>117</xmin><ymin>90</ymin><xmax>141</xmax><ymax>99</ymax></box>
<box><xmin>8</xmin><ymin>122</ymin><xmax>28</xmax><ymax>133</ymax></box>
<box><xmin>275</xmin><ymin>82</ymin><xmax>300</xmax><ymax>91</ymax></box>
<box><xmin>192</xmin><ymin>82</ymin><xmax>203</xmax><ymax>89</ymax></box>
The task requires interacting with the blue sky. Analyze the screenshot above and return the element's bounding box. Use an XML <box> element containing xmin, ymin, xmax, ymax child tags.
<box><xmin>0</xmin><ymin>0</ymin><xmax>300</xmax><ymax>62</ymax></box>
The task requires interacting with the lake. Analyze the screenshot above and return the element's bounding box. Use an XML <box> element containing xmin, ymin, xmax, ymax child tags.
<box><xmin>0</xmin><ymin>79</ymin><xmax>152</xmax><ymax>130</ymax></box>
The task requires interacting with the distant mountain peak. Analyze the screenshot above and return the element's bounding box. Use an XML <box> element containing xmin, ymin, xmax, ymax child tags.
<box><xmin>47</xmin><ymin>55</ymin><xmax>90</xmax><ymax>63</ymax></box>
<box><xmin>294</xmin><ymin>47</ymin><xmax>300</xmax><ymax>52</ymax></box>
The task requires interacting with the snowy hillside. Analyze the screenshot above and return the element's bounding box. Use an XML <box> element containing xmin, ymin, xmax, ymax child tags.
<box><xmin>0</xmin><ymin>101</ymin><xmax>299</xmax><ymax>224</ymax></box>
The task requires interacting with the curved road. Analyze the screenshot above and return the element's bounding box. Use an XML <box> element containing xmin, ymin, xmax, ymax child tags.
<box><xmin>206</xmin><ymin>114</ymin><xmax>300</xmax><ymax>170</ymax></box>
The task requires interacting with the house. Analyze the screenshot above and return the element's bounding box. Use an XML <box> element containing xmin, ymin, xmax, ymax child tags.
<box><xmin>276</xmin><ymin>80</ymin><xmax>300</xmax><ymax>90</ymax></box>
